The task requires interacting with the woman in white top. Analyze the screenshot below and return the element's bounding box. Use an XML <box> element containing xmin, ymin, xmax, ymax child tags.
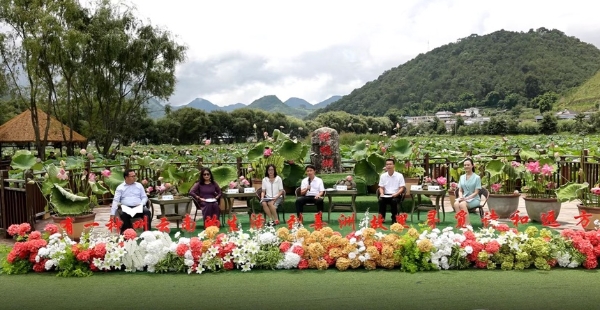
<box><xmin>261</xmin><ymin>164</ymin><xmax>285</xmax><ymax>225</ymax></box>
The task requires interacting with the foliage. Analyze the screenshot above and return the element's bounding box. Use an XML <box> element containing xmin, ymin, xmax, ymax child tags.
<box><xmin>314</xmin><ymin>28</ymin><xmax>600</xmax><ymax>118</ymax></box>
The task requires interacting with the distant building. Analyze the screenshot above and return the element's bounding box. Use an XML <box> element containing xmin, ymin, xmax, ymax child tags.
<box><xmin>534</xmin><ymin>109</ymin><xmax>591</xmax><ymax>122</ymax></box>
<box><xmin>435</xmin><ymin>111</ymin><xmax>454</xmax><ymax>120</ymax></box>
<box><xmin>464</xmin><ymin>117</ymin><xmax>490</xmax><ymax>125</ymax></box>
<box><xmin>404</xmin><ymin>115</ymin><xmax>435</xmax><ymax>124</ymax></box>
<box><xmin>464</xmin><ymin>107</ymin><xmax>480</xmax><ymax>117</ymax></box>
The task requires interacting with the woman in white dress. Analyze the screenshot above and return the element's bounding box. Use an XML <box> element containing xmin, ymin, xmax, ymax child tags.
<box><xmin>261</xmin><ymin>164</ymin><xmax>284</xmax><ymax>226</ymax></box>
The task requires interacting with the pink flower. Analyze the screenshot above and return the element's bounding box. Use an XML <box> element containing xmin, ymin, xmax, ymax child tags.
<box><xmin>229</xmin><ymin>181</ymin><xmax>237</xmax><ymax>189</ymax></box>
<box><xmin>204</xmin><ymin>139</ymin><xmax>211</xmax><ymax>146</ymax></box>
<box><xmin>146</xmin><ymin>186</ymin><xmax>154</xmax><ymax>193</ymax></box>
<box><xmin>57</xmin><ymin>169</ymin><xmax>69</xmax><ymax>181</ymax></box>
<box><xmin>546</xmin><ymin>182</ymin><xmax>556</xmax><ymax>189</ymax></box>
<box><xmin>491</xmin><ymin>183</ymin><xmax>502</xmax><ymax>193</ymax></box>
<box><xmin>157</xmin><ymin>185</ymin><xmax>166</xmax><ymax>192</ymax></box>
<box><xmin>449</xmin><ymin>182</ymin><xmax>458</xmax><ymax>189</ymax></box>
<box><xmin>263</xmin><ymin>147</ymin><xmax>272</xmax><ymax>157</ymax></box>
<box><xmin>525</xmin><ymin>161</ymin><xmax>541</xmax><ymax>174</ymax></box>
<box><xmin>436</xmin><ymin>176</ymin><xmax>447</xmax><ymax>186</ymax></box>
<box><xmin>141</xmin><ymin>179</ymin><xmax>148</xmax><ymax>186</ymax></box>
<box><xmin>263</xmin><ymin>131</ymin><xmax>268</xmax><ymax>137</ymax></box>
<box><xmin>591</xmin><ymin>188</ymin><xmax>600</xmax><ymax>196</ymax></box>
<box><xmin>541</xmin><ymin>164</ymin><xmax>553</xmax><ymax>176</ymax></box>
<box><xmin>88</xmin><ymin>173</ymin><xmax>96</xmax><ymax>183</ymax></box>
<box><xmin>101</xmin><ymin>169</ymin><xmax>111</xmax><ymax>178</ymax></box>
<box><xmin>424</xmin><ymin>176</ymin><xmax>432</xmax><ymax>183</ymax></box>
<box><xmin>242</xmin><ymin>179</ymin><xmax>250</xmax><ymax>186</ymax></box>
<box><xmin>239</xmin><ymin>176</ymin><xmax>245</xmax><ymax>180</ymax></box>
<box><xmin>511</xmin><ymin>161</ymin><xmax>521</xmax><ymax>167</ymax></box>
<box><xmin>44</xmin><ymin>224</ymin><xmax>59</xmax><ymax>235</ymax></box>
<box><xmin>380</xmin><ymin>146</ymin><xmax>386</xmax><ymax>153</ymax></box>
<box><xmin>164</xmin><ymin>183</ymin><xmax>171</xmax><ymax>188</ymax></box>
<box><xmin>28</xmin><ymin>231</ymin><xmax>42</xmax><ymax>240</ymax></box>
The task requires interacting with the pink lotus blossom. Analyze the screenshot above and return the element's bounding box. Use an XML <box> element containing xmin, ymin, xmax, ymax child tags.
<box><xmin>511</xmin><ymin>161</ymin><xmax>521</xmax><ymax>167</ymax></box>
<box><xmin>436</xmin><ymin>176</ymin><xmax>447</xmax><ymax>186</ymax></box>
<box><xmin>101</xmin><ymin>169</ymin><xmax>111</xmax><ymax>178</ymax></box>
<box><xmin>491</xmin><ymin>183</ymin><xmax>502</xmax><ymax>193</ymax></box>
<box><xmin>380</xmin><ymin>146</ymin><xmax>386</xmax><ymax>153</ymax></box>
<box><xmin>205</xmin><ymin>139</ymin><xmax>211</xmax><ymax>146</ymax></box>
<box><xmin>424</xmin><ymin>176</ymin><xmax>432</xmax><ymax>183</ymax></box>
<box><xmin>229</xmin><ymin>181</ymin><xmax>237</xmax><ymax>189</ymax></box>
<box><xmin>591</xmin><ymin>187</ymin><xmax>600</xmax><ymax>195</ymax></box>
<box><xmin>450</xmin><ymin>182</ymin><xmax>458</xmax><ymax>189</ymax></box>
<box><xmin>525</xmin><ymin>161</ymin><xmax>541</xmax><ymax>174</ymax></box>
<box><xmin>546</xmin><ymin>182</ymin><xmax>556</xmax><ymax>189</ymax></box>
<box><xmin>164</xmin><ymin>183</ymin><xmax>171</xmax><ymax>188</ymax></box>
<box><xmin>242</xmin><ymin>179</ymin><xmax>250</xmax><ymax>186</ymax></box>
<box><xmin>57</xmin><ymin>169</ymin><xmax>69</xmax><ymax>181</ymax></box>
<box><xmin>157</xmin><ymin>185</ymin><xmax>166</xmax><ymax>192</ymax></box>
<box><xmin>263</xmin><ymin>148</ymin><xmax>272</xmax><ymax>157</ymax></box>
<box><xmin>141</xmin><ymin>179</ymin><xmax>148</xmax><ymax>186</ymax></box>
<box><xmin>79</xmin><ymin>149</ymin><xmax>87</xmax><ymax>155</ymax></box>
<box><xmin>239</xmin><ymin>176</ymin><xmax>245</xmax><ymax>180</ymax></box>
<box><xmin>541</xmin><ymin>164</ymin><xmax>553</xmax><ymax>176</ymax></box>
<box><xmin>263</xmin><ymin>131</ymin><xmax>268</xmax><ymax>137</ymax></box>
<box><xmin>146</xmin><ymin>186</ymin><xmax>154</xmax><ymax>193</ymax></box>
<box><xmin>88</xmin><ymin>173</ymin><xmax>96</xmax><ymax>183</ymax></box>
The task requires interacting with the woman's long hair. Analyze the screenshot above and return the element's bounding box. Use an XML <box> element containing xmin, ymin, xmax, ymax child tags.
<box><xmin>264</xmin><ymin>164</ymin><xmax>278</xmax><ymax>178</ymax></box>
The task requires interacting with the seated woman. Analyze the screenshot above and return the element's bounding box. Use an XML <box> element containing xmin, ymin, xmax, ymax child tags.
<box><xmin>189</xmin><ymin>168</ymin><xmax>222</xmax><ymax>227</ymax></box>
<box><xmin>453</xmin><ymin>158</ymin><xmax>481</xmax><ymax>226</ymax></box>
<box><xmin>261</xmin><ymin>164</ymin><xmax>284</xmax><ymax>226</ymax></box>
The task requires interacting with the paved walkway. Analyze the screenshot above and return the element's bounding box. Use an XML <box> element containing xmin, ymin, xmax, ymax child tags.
<box><xmin>0</xmin><ymin>196</ymin><xmax>586</xmax><ymax>246</ymax></box>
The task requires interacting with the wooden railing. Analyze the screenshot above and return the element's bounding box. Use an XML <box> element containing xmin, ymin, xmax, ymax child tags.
<box><xmin>0</xmin><ymin>170</ymin><xmax>46</xmax><ymax>237</ymax></box>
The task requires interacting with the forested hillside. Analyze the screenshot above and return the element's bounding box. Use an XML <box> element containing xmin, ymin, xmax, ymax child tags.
<box><xmin>315</xmin><ymin>28</ymin><xmax>600</xmax><ymax>117</ymax></box>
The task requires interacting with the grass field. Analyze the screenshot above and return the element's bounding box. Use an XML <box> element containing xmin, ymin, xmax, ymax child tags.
<box><xmin>0</xmin><ymin>268</ymin><xmax>599</xmax><ymax>309</ymax></box>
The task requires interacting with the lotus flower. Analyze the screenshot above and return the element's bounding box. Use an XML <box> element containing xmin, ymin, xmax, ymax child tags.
<box><xmin>141</xmin><ymin>179</ymin><xmax>148</xmax><ymax>186</ymax></box>
<box><xmin>147</xmin><ymin>186</ymin><xmax>154</xmax><ymax>193</ymax></box>
<box><xmin>229</xmin><ymin>181</ymin><xmax>237</xmax><ymax>189</ymax></box>
<box><xmin>511</xmin><ymin>161</ymin><xmax>521</xmax><ymax>167</ymax></box>
<box><xmin>57</xmin><ymin>169</ymin><xmax>69</xmax><ymax>181</ymax></box>
<box><xmin>205</xmin><ymin>139</ymin><xmax>211</xmax><ymax>146</ymax></box>
<box><xmin>491</xmin><ymin>183</ymin><xmax>502</xmax><ymax>193</ymax></box>
<box><xmin>263</xmin><ymin>147</ymin><xmax>272</xmax><ymax>157</ymax></box>
<box><xmin>79</xmin><ymin>149</ymin><xmax>87</xmax><ymax>155</ymax></box>
<box><xmin>525</xmin><ymin>161</ymin><xmax>541</xmax><ymax>174</ymax></box>
<box><xmin>101</xmin><ymin>169</ymin><xmax>111</xmax><ymax>178</ymax></box>
<box><xmin>541</xmin><ymin>164</ymin><xmax>553</xmax><ymax>176</ymax></box>
<box><xmin>449</xmin><ymin>182</ymin><xmax>458</xmax><ymax>189</ymax></box>
<box><xmin>88</xmin><ymin>173</ymin><xmax>96</xmax><ymax>183</ymax></box>
<box><xmin>591</xmin><ymin>187</ymin><xmax>600</xmax><ymax>195</ymax></box>
<box><xmin>436</xmin><ymin>176</ymin><xmax>447</xmax><ymax>186</ymax></box>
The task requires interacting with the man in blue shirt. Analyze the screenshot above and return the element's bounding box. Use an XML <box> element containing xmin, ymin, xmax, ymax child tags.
<box><xmin>111</xmin><ymin>169</ymin><xmax>152</xmax><ymax>232</ymax></box>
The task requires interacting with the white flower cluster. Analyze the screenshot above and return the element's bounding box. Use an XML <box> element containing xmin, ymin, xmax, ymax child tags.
<box><xmin>36</xmin><ymin>233</ymin><xmax>73</xmax><ymax>270</ymax></box>
<box><xmin>139</xmin><ymin>231</ymin><xmax>173</xmax><ymax>272</ymax></box>
<box><xmin>423</xmin><ymin>227</ymin><xmax>466</xmax><ymax>270</ymax></box>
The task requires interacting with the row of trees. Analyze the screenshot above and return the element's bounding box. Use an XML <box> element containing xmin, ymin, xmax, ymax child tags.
<box><xmin>0</xmin><ymin>0</ymin><xmax>186</xmax><ymax>158</ymax></box>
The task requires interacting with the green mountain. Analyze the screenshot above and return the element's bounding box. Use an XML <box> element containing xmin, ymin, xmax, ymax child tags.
<box><xmin>315</xmin><ymin>28</ymin><xmax>600</xmax><ymax>117</ymax></box>
<box><xmin>558</xmin><ymin>70</ymin><xmax>600</xmax><ymax>112</ymax></box>
<box><xmin>143</xmin><ymin>98</ymin><xmax>166</xmax><ymax>119</ymax></box>
<box><xmin>247</xmin><ymin>95</ymin><xmax>311</xmax><ymax>118</ymax></box>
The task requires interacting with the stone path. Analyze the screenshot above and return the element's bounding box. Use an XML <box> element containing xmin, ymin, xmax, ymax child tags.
<box><xmin>0</xmin><ymin>196</ymin><xmax>586</xmax><ymax>246</ymax></box>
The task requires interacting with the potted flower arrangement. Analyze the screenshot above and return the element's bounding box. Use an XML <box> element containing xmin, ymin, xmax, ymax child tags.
<box><xmin>448</xmin><ymin>181</ymin><xmax>458</xmax><ymax>206</ymax></box>
<box><xmin>229</xmin><ymin>176</ymin><xmax>252</xmax><ymax>193</ymax></box>
<box><xmin>521</xmin><ymin>159</ymin><xmax>561</xmax><ymax>222</ymax></box>
<box><xmin>31</xmin><ymin>151</ymin><xmax>110</xmax><ymax>240</ymax></box>
<box><xmin>556</xmin><ymin>181</ymin><xmax>600</xmax><ymax>231</ymax></box>
<box><xmin>483</xmin><ymin>158</ymin><xmax>523</xmax><ymax>218</ymax></box>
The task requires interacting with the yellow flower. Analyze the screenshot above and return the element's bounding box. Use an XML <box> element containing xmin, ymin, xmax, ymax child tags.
<box><xmin>363</xmin><ymin>228</ymin><xmax>376</xmax><ymax>238</ymax></box>
<box><xmin>407</xmin><ymin>228</ymin><xmax>419</xmax><ymax>238</ymax></box>
<box><xmin>320</xmin><ymin>227</ymin><xmax>334</xmax><ymax>237</ymax></box>
<box><xmin>390</xmin><ymin>223</ymin><xmax>404</xmax><ymax>233</ymax></box>
<box><xmin>296</xmin><ymin>228</ymin><xmax>310</xmax><ymax>240</ymax></box>
<box><xmin>328</xmin><ymin>247</ymin><xmax>343</xmax><ymax>259</ymax></box>
<box><xmin>316</xmin><ymin>259</ymin><xmax>329</xmax><ymax>270</ymax></box>
<box><xmin>364</xmin><ymin>260</ymin><xmax>377</xmax><ymax>270</ymax></box>
<box><xmin>350</xmin><ymin>258</ymin><xmax>361</xmax><ymax>269</ymax></box>
<box><xmin>335</xmin><ymin>257</ymin><xmax>351</xmax><ymax>271</ymax></box>
<box><xmin>276</xmin><ymin>227</ymin><xmax>290</xmax><ymax>240</ymax></box>
<box><xmin>204</xmin><ymin>226</ymin><xmax>219</xmax><ymax>239</ymax></box>
<box><xmin>308</xmin><ymin>243</ymin><xmax>325</xmax><ymax>259</ymax></box>
<box><xmin>417</xmin><ymin>239</ymin><xmax>433</xmax><ymax>252</ymax></box>
<box><xmin>366</xmin><ymin>246</ymin><xmax>380</xmax><ymax>260</ymax></box>
<box><xmin>310</xmin><ymin>230</ymin><xmax>324</xmax><ymax>242</ymax></box>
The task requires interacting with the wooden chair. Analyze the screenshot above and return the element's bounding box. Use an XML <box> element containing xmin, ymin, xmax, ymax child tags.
<box><xmin>256</xmin><ymin>187</ymin><xmax>286</xmax><ymax>221</ymax></box>
<box><xmin>454</xmin><ymin>188</ymin><xmax>489</xmax><ymax>219</ymax></box>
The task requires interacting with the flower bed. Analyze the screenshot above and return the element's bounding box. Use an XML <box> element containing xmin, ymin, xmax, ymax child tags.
<box><xmin>2</xmin><ymin>215</ymin><xmax>600</xmax><ymax>276</ymax></box>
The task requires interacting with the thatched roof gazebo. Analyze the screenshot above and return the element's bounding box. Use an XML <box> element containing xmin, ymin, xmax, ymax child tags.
<box><xmin>0</xmin><ymin>108</ymin><xmax>87</xmax><ymax>161</ymax></box>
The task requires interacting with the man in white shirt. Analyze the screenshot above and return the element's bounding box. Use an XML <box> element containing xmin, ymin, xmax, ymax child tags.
<box><xmin>378</xmin><ymin>158</ymin><xmax>406</xmax><ymax>223</ymax></box>
<box><xmin>295</xmin><ymin>165</ymin><xmax>325</xmax><ymax>216</ymax></box>
<box><xmin>110</xmin><ymin>169</ymin><xmax>152</xmax><ymax>232</ymax></box>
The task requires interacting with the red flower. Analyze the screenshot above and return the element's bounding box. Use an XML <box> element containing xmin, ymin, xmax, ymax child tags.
<box><xmin>18</xmin><ymin>223</ymin><xmax>32</xmax><ymax>236</ymax></box>
<box><xmin>176</xmin><ymin>244</ymin><xmax>189</xmax><ymax>257</ymax></box>
<box><xmin>298</xmin><ymin>259</ymin><xmax>309</xmax><ymax>269</ymax></box>
<box><xmin>319</xmin><ymin>145</ymin><xmax>332</xmax><ymax>156</ymax></box>
<box><xmin>321</xmin><ymin>159</ymin><xmax>334</xmax><ymax>168</ymax></box>
<box><xmin>33</xmin><ymin>261</ymin><xmax>46</xmax><ymax>272</ymax></box>
<box><xmin>223</xmin><ymin>261</ymin><xmax>234</xmax><ymax>270</ymax></box>
<box><xmin>484</xmin><ymin>240</ymin><xmax>501</xmax><ymax>254</ymax></box>
<box><xmin>93</xmin><ymin>243</ymin><xmax>107</xmax><ymax>258</ymax></box>
<box><xmin>318</xmin><ymin>132</ymin><xmax>331</xmax><ymax>142</ymax></box>
<box><xmin>292</xmin><ymin>245</ymin><xmax>304</xmax><ymax>257</ymax></box>
<box><xmin>7</xmin><ymin>224</ymin><xmax>20</xmax><ymax>236</ymax></box>
<box><xmin>76</xmin><ymin>250</ymin><xmax>91</xmax><ymax>262</ymax></box>
<box><xmin>123</xmin><ymin>229</ymin><xmax>137</xmax><ymax>240</ymax></box>
<box><xmin>279</xmin><ymin>241</ymin><xmax>291</xmax><ymax>253</ymax></box>
<box><xmin>28</xmin><ymin>231</ymin><xmax>42</xmax><ymax>240</ymax></box>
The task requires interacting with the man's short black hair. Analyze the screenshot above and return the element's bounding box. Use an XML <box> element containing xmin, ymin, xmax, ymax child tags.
<box><xmin>385</xmin><ymin>158</ymin><xmax>395</xmax><ymax>164</ymax></box>
<box><xmin>305</xmin><ymin>164</ymin><xmax>317</xmax><ymax>171</ymax></box>
<box><xmin>123</xmin><ymin>169</ymin><xmax>135</xmax><ymax>179</ymax></box>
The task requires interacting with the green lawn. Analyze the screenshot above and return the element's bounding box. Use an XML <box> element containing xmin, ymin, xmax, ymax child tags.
<box><xmin>0</xmin><ymin>269</ymin><xmax>598</xmax><ymax>309</ymax></box>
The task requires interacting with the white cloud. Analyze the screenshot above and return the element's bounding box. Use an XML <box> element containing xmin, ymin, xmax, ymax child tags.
<box><xmin>120</xmin><ymin>0</ymin><xmax>600</xmax><ymax>106</ymax></box>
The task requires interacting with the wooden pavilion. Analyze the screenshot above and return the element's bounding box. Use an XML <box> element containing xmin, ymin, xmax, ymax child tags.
<box><xmin>0</xmin><ymin>108</ymin><xmax>87</xmax><ymax>164</ymax></box>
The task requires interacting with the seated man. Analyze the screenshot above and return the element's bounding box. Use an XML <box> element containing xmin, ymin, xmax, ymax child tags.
<box><xmin>295</xmin><ymin>164</ymin><xmax>325</xmax><ymax>216</ymax></box>
<box><xmin>47</xmin><ymin>151</ymin><xmax>57</xmax><ymax>160</ymax></box>
<box><xmin>378</xmin><ymin>158</ymin><xmax>406</xmax><ymax>223</ymax></box>
<box><xmin>110</xmin><ymin>169</ymin><xmax>152</xmax><ymax>232</ymax></box>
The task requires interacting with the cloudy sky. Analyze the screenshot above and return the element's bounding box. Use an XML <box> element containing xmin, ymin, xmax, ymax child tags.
<box><xmin>124</xmin><ymin>0</ymin><xmax>600</xmax><ymax>107</ymax></box>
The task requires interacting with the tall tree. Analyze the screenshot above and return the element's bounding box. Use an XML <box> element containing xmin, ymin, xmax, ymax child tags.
<box><xmin>76</xmin><ymin>1</ymin><xmax>186</xmax><ymax>155</ymax></box>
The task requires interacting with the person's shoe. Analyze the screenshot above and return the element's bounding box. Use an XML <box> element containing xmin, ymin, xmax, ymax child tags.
<box><xmin>267</xmin><ymin>220</ymin><xmax>275</xmax><ymax>227</ymax></box>
<box><xmin>274</xmin><ymin>220</ymin><xmax>280</xmax><ymax>225</ymax></box>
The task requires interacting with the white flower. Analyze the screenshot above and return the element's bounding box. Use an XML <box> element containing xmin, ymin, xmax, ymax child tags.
<box><xmin>348</xmin><ymin>252</ymin><xmax>357</xmax><ymax>260</ymax></box>
<box><xmin>464</xmin><ymin>245</ymin><xmax>473</xmax><ymax>254</ymax></box>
